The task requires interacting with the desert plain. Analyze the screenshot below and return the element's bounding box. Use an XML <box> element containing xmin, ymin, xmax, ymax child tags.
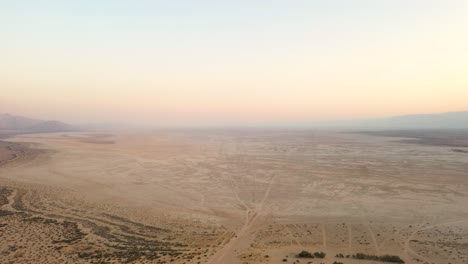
<box><xmin>1</xmin><ymin>130</ymin><xmax>468</xmax><ymax>264</ymax></box>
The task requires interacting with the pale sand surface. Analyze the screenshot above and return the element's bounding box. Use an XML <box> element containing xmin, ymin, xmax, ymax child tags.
<box><xmin>1</xmin><ymin>131</ymin><xmax>468</xmax><ymax>264</ymax></box>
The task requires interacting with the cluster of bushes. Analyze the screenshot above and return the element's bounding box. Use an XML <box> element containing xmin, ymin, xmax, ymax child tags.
<box><xmin>355</xmin><ymin>253</ymin><xmax>404</xmax><ymax>263</ymax></box>
<box><xmin>336</xmin><ymin>253</ymin><xmax>404</xmax><ymax>263</ymax></box>
<box><xmin>296</xmin><ymin>250</ymin><xmax>326</xmax><ymax>258</ymax></box>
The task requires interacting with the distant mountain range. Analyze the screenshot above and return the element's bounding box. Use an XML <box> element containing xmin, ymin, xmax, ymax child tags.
<box><xmin>1</xmin><ymin>110</ymin><xmax>468</xmax><ymax>132</ymax></box>
<box><xmin>312</xmin><ymin>111</ymin><xmax>468</xmax><ymax>130</ymax></box>
<box><xmin>0</xmin><ymin>113</ymin><xmax>75</xmax><ymax>133</ymax></box>
<box><xmin>363</xmin><ymin>111</ymin><xmax>468</xmax><ymax>129</ymax></box>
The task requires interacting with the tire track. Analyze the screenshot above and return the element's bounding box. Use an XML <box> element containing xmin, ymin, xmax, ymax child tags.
<box><xmin>207</xmin><ymin>141</ymin><xmax>279</xmax><ymax>264</ymax></box>
<box><xmin>321</xmin><ymin>223</ymin><xmax>328</xmax><ymax>252</ymax></box>
<box><xmin>404</xmin><ymin>219</ymin><xmax>468</xmax><ymax>263</ymax></box>
<box><xmin>367</xmin><ymin>223</ymin><xmax>380</xmax><ymax>255</ymax></box>
<box><xmin>347</xmin><ymin>223</ymin><xmax>352</xmax><ymax>251</ymax></box>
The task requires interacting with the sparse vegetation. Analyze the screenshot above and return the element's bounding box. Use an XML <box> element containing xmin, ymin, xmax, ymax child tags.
<box><xmin>314</xmin><ymin>251</ymin><xmax>326</xmax><ymax>258</ymax></box>
<box><xmin>297</xmin><ymin>251</ymin><xmax>313</xmax><ymax>258</ymax></box>
<box><xmin>296</xmin><ymin>250</ymin><xmax>326</xmax><ymax>259</ymax></box>
<box><xmin>352</xmin><ymin>253</ymin><xmax>404</xmax><ymax>263</ymax></box>
<box><xmin>335</xmin><ymin>252</ymin><xmax>404</xmax><ymax>263</ymax></box>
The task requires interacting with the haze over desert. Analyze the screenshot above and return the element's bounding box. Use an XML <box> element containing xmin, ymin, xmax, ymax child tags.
<box><xmin>1</xmin><ymin>129</ymin><xmax>468</xmax><ymax>263</ymax></box>
<box><xmin>2</xmin><ymin>1</ymin><xmax>468</xmax><ymax>263</ymax></box>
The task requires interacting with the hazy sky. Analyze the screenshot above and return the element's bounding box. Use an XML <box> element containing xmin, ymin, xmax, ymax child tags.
<box><xmin>2</xmin><ymin>1</ymin><xmax>468</xmax><ymax>126</ymax></box>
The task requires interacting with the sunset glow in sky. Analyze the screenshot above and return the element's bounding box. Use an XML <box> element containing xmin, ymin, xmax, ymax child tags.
<box><xmin>2</xmin><ymin>1</ymin><xmax>468</xmax><ymax>126</ymax></box>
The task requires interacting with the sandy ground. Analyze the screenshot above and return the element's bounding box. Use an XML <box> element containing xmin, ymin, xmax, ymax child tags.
<box><xmin>1</xmin><ymin>130</ymin><xmax>468</xmax><ymax>264</ymax></box>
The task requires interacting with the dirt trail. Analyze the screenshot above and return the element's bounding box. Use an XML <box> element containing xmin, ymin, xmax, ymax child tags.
<box><xmin>321</xmin><ymin>223</ymin><xmax>328</xmax><ymax>252</ymax></box>
<box><xmin>367</xmin><ymin>223</ymin><xmax>380</xmax><ymax>254</ymax></box>
<box><xmin>206</xmin><ymin>171</ymin><xmax>277</xmax><ymax>264</ymax></box>
<box><xmin>347</xmin><ymin>224</ymin><xmax>352</xmax><ymax>251</ymax></box>
<box><xmin>404</xmin><ymin>219</ymin><xmax>468</xmax><ymax>263</ymax></box>
<box><xmin>284</xmin><ymin>224</ymin><xmax>303</xmax><ymax>247</ymax></box>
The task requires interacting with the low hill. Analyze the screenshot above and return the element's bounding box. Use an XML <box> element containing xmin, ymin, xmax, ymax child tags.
<box><xmin>0</xmin><ymin>113</ymin><xmax>40</xmax><ymax>130</ymax></box>
<box><xmin>307</xmin><ymin>111</ymin><xmax>468</xmax><ymax>130</ymax></box>
<box><xmin>0</xmin><ymin>113</ymin><xmax>75</xmax><ymax>133</ymax></box>
<box><xmin>367</xmin><ymin>111</ymin><xmax>468</xmax><ymax>129</ymax></box>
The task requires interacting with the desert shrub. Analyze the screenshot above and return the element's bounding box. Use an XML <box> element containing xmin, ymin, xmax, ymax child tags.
<box><xmin>352</xmin><ymin>253</ymin><xmax>404</xmax><ymax>263</ymax></box>
<box><xmin>297</xmin><ymin>251</ymin><xmax>313</xmax><ymax>258</ymax></box>
<box><xmin>296</xmin><ymin>250</ymin><xmax>326</xmax><ymax>259</ymax></box>
<box><xmin>313</xmin><ymin>251</ymin><xmax>326</xmax><ymax>258</ymax></box>
<box><xmin>380</xmin><ymin>255</ymin><xmax>405</xmax><ymax>263</ymax></box>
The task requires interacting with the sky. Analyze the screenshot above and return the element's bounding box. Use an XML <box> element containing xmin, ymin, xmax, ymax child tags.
<box><xmin>1</xmin><ymin>1</ymin><xmax>468</xmax><ymax>126</ymax></box>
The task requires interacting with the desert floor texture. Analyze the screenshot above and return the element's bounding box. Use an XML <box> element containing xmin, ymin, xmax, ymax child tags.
<box><xmin>1</xmin><ymin>130</ymin><xmax>468</xmax><ymax>264</ymax></box>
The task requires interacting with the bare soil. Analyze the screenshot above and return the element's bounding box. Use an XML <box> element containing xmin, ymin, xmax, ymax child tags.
<box><xmin>1</xmin><ymin>130</ymin><xmax>467</xmax><ymax>264</ymax></box>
